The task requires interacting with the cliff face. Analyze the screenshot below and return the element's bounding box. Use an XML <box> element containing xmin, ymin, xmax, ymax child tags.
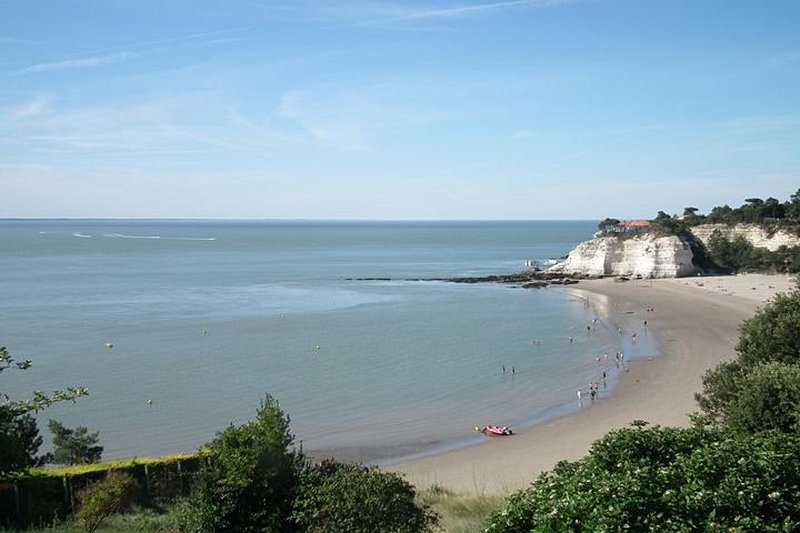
<box><xmin>691</xmin><ymin>223</ymin><xmax>800</xmax><ymax>252</ymax></box>
<box><xmin>549</xmin><ymin>233</ymin><xmax>697</xmax><ymax>278</ymax></box>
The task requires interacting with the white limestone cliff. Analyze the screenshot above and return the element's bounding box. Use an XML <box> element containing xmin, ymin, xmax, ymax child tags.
<box><xmin>549</xmin><ymin>233</ymin><xmax>697</xmax><ymax>278</ymax></box>
<box><xmin>690</xmin><ymin>223</ymin><xmax>800</xmax><ymax>252</ymax></box>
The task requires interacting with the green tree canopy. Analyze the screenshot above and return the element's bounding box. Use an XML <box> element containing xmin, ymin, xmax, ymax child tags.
<box><xmin>597</xmin><ymin>217</ymin><xmax>620</xmax><ymax>233</ymax></box>
<box><xmin>735</xmin><ymin>284</ymin><xmax>800</xmax><ymax>368</ymax></box>
<box><xmin>486</xmin><ymin>422</ymin><xmax>800</xmax><ymax>532</ymax></box>
<box><xmin>1</xmin><ymin>346</ymin><xmax>88</xmax><ymax>476</ymax></box>
<box><xmin>697</xmin><ymin>283</ymin><xmax>800</xmax><ymax>430</ymax></box>
<box><xmin>180</xmin><ymin>393</ymin><xmax>305</xmax><ymax>532</ymax></box>
<box><xmin>292</xmin><ymin>460</ymin><xmax>437</xmax><ymax>533</ymax></box>
<box><xmin>48</xmin><ymin>419</ymin><xmax>103</xmax><ymax>465</ymax></box>
<box><xmin>724</xmin><ymin>362</ymin><xmax>800</xmax><ymax>434</ymax></box>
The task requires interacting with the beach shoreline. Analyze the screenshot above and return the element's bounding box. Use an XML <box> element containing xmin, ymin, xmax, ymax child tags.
<box><xmin>387</xmin><ymin>273</ymin><xmax>795</xmax><ymax>494</ymax></box>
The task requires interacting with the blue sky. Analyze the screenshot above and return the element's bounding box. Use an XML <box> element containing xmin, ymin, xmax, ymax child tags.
<box><xmin>1</xmin><ymin>0</ymin><xmax>798</xmax><ymax>219</ymax></box>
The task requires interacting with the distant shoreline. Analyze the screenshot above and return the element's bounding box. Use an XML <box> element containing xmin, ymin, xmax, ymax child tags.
<box><xmin>387</xmin><ymin>273</ymin><xmax>794</xmax><ymax>494</ymax></box>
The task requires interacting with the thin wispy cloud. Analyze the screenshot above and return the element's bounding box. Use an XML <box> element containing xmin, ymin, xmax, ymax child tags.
<box><xmin>0</xmin><ymin>36</ymin><xmax>38</xmax><ymax>45</ymax></box>
<box><xmin>13</xmin><ymin>95</ymin><xmax>53</xmax><ymax>118</ymax></box>
<box><xmin>269</xmin><ymin>0</ymin><xmax>576</xmax><ymax>27</ymax></box>
<box><xmin>512</xmin><ymin>130</ymin><xmax>534</xmax><ymax>139</ymax></box>
<box><xmin>103</xmin><ymin>27</ymin><xmax>252</xmax><ymax>53</ymax></box>
<box><xmin>22</xmin><ymin>52</ymin><xmax>136</xmax><ymax>73</ymax></box>
<box><xmin>389</xmin><ymin>0</ymin><xmax>573</xmax><ymax>21</ymax></box>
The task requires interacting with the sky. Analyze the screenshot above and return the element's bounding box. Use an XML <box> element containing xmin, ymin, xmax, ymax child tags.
<box><xmin>1</xmin><ymin>0</ymin><xmax>799</xmax><ymax>220</ymax></box>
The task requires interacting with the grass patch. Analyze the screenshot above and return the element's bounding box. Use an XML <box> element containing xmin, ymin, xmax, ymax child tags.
<box><xmin>419</xmin><ymin>485</ymin><xmax>505</xmax><ymax>533</ymax></box>
<box><xmin>1</xmin><ymin>504</ymin><xmax>180</xmax><ymax>532</ymax></box>
<box><xmin>3</xmin><ymin>482</ymin><xmax>505</xmax><ymax>533</ymax></box>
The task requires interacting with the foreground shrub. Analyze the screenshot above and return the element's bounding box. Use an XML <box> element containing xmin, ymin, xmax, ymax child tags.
<box><xmin>75</xmin><ymin>471</ymin><xmax>139</xmax><ymax>533</ymax></box>
<box><xmin>724</xmin><ymin>362</ymin><xmax>800</xmax><ymax>434</ymax></box>
<box><xmin>486</xmin><ymin>422</ymin><xmax>800</xmax><ymax>532</ymax></box>
<box><xmin>292</xmin><ymin>460</ymin><xmax>437</xmax><ymax>533</ymax></box>
<box><xmin>697</xmin><ymin>283</ymin><xmax>800</xmax><ymax>432</ymax></box>
<box><xmin>179</xmin><ymin>394</ymin><xmax>305</xmax><ymax>532</ymax></box>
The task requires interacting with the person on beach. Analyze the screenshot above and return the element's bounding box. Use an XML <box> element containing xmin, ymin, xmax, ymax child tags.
<box><xmin>577</xmin><ymin>389</ymin><xmax>582</xmax><ymax>401</ymax></box>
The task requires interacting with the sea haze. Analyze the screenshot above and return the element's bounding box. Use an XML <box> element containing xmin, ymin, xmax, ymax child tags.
<box><xmin>0</xmin><ymin>220</ymin><xmax>655</xmax><ymax>462</ymax></box>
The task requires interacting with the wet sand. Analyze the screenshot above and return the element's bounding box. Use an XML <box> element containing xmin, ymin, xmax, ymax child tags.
<box><xmin>387</xmin><ymin>274</ymin><xmax>794</xmax><ymax>494</ymax></box>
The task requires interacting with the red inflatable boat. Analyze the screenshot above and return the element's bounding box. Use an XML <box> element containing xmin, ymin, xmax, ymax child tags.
<box><xmin>476</xmin><ymin>425</ymin><xmax>514</xmax><ymax>436</ymax></box>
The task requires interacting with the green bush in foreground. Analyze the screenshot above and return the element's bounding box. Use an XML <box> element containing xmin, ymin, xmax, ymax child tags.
<box><xmin>74</xmin><ymin>472</ymin><xmax>139</xmax><ymax>533</ymax></box>
<box><xmin>724</xmin><ymin>362</ymin><xmax>800</xmax><ymax>434</ymax></box>
<box><xmin>178</xmin><ymin>394</ymin><xmax>304</xmax><ymax>533</ymax></box>
<box><xmin>292</xmin><ymin>460</ymin><xmax>437</xmax><ymax>533</ymax></box>
<box><xmin>697</xmin><ymin>283</ymin><xmax>800</xmax><ymax>432</ymax></box>
<box><xmin>486</xmin><ymin>422</ymin><xmax>800</xmax><ymax>532</ymax></box>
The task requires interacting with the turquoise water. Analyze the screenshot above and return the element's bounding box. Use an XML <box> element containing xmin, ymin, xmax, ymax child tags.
<box><xmin>0</xmin><ymin>220</ymin><xmax>650</xmax><ymax>462</ymax></box>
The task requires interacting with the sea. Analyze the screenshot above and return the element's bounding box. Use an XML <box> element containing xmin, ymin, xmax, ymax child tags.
<box><xmin>0</xmin><ymin>220</ymin><xmax>655</xmax><ymax>463</ymax></box>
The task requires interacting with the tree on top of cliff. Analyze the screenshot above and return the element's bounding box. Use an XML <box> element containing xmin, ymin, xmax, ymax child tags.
<box><xmin>596</xmin><ymin>218</ymin><xmax>621</xmax><ymax>233</ymax></box>
<box><xmin>689</xmin><ymin>190</ymin><xmax>800</xmax><ymax>227</ymax></box>
<box><xmin>649</xmin><ymin>211</ymin><xmax>687</xmax><ymax>236</ymax></box>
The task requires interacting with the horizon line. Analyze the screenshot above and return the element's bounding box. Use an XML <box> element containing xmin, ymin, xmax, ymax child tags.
<box><xmin>0</xmin><ymin>217</ymin><xmax>601</xmax><ymax>223</ymax></box>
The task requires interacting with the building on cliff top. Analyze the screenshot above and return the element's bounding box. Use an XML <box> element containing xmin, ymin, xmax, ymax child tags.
<box><xmin>616</xmin><ymin>220</ymin><xmax>651</xmax><ymax>232</ymax></box>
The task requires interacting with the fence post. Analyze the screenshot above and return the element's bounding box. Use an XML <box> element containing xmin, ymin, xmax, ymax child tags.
<box><xmin>143</xmin><ymin>464</ymin><xmax>151</xmax><ymax>499</ymax></box>
<box><xmin>62</xmin><ymin>476</ymin><xmax>75</xmax><ymax>517</ymax></box>
<box><xmin>176</xmin><ymin>460</ymin><xmax>183</xmax><ymax>495</ymax></box>
<box><xmin>12</xmin><ymin>482</ymin><xmax>20</xmax><ymax>520</ymax></box>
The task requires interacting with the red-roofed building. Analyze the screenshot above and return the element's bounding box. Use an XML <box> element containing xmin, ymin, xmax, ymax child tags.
<box><xmin>616</xmin><ymin>220</ymin><xmax>652</xmax><ymax>232</ymax></box>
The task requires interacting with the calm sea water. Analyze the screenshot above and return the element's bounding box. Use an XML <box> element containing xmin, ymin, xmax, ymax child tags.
<box><xmin>0</xmin><ymin>220</ymin><xmax>653</xmax><ymax>462</ymax></box>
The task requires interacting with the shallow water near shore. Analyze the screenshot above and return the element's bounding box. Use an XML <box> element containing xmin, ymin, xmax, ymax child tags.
<box><xmin>0</xmin><ymin>219</ymin><xmax>655</xmax><ymax>462</ymax></box>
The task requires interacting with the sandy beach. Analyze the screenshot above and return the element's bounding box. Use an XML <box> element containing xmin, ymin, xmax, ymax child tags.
<box><xmin>388</xmin><ymin>273</ymin><xmax>796</xmax><ymax>494</ymax></box>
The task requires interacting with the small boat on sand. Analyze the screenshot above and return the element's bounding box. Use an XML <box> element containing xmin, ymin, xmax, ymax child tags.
<box><xmin>475</xmin><ymin>425</ymin><xmax>514</xmax><ymax>436</ymax></box>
